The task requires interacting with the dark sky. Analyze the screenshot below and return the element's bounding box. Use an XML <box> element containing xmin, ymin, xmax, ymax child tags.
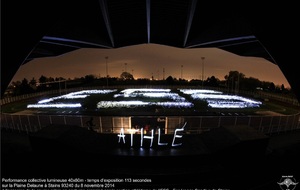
<box><xmin>11</xmin><ymin>44</ymin><xmax>290</xmax><ymax>88</ymax></box>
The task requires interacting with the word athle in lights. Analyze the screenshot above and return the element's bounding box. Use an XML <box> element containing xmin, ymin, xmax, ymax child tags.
<box><xmin>117</xmin><ymin>122</ymin><xmax>187</xmax><ymax>148</ymax></box>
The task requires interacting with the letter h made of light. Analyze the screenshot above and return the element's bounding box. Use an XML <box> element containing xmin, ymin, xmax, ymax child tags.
<box><xmin>140</xmin><ymin>128</ymin><xmax>154</xmax><ymax>147</ymax></box>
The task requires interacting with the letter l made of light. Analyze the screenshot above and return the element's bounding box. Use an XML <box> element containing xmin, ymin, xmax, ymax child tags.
<box><xmin>158</xmin><ymin>128</ymin><xmax>168</xmax><ymax>146</ymax></box>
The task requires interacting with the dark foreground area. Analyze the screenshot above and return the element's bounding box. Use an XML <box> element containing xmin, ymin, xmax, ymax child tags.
<box><xmin>1</xmin><ymin>125</ymin><xmax>300</xmax><ymax>189</ymax></box>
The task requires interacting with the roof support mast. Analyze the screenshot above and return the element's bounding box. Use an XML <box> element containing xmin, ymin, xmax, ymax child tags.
<box><xmin>99</xmin><ymin>0</ymin><xmax>115</xmax><ymax>47</ymax></box>
<box><xmin>146</xmin><ymin>0</ymin><xmax>151</xmax><ymax>43</ymax></box>
<box><xmin>183</xmin><ymin>0</ymin><xmax>197</xmax><ymax>47</ymax></box>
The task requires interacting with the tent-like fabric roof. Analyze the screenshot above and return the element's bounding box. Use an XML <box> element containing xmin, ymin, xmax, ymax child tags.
<box><xmin>2</xmin><ymin>0</ymin><xmax>300</xmax><ymax>100</ymax></box>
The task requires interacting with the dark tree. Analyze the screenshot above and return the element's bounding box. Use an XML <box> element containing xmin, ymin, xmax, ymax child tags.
<box><xmin>166</xmin><ymin>76</ymin><xmax>174</xmax><ymax>85</ymax></box>
<box><xmin>206</xmin><ymin>76</ymin><xmax>219</xmax><ymax>87</ymax></box>
<box><xmin>84</xmin><ymin>74</ymin><xmax>95</xmax><ymax>84</ymax></box>
<box><xmin>120</xmin><ymin>72</ymin><xmax>134</xmax><ymax>80</ymax></box>
<box><xmin>39</xmin><ymin>75</ymin><xmax>47</xmax><ymax>84</ymax></box>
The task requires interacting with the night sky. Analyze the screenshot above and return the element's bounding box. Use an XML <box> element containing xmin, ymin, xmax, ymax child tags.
<box><xmin>11</xmin><ymin>44</ymin><xmax>290</xmax><ymax>88</ymax></box>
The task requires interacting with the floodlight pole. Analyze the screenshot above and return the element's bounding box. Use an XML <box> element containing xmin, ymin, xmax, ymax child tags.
<box><xmin>58</xmin><ymin>80</ymin><xmax>61</xmax><ymax>95</ymax></box>
<box><xmin>105</xmin><ymin>56</ymin><xmax>108</xmax><ymax>86</ymax></box>
<box><xmin>181</xmin><ymin>65</ymin><xmax>183</xmax><ymax>79</ymax></box>
<box><xmin>201</xmin><ymin>57</ymin><xmax>205</xmax><ymax>88</ymax></box>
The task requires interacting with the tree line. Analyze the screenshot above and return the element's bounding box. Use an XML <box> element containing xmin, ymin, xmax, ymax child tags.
<box><xmin>4</xmin><ymin>71</ymin><xmax>295</xmax><ymax>97</ymax></box>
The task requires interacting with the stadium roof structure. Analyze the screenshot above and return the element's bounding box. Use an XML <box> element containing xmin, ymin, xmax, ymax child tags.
<box><xmin>2</xmin><ymin>0</ymin><xmax>300</xmax><ymax>100</ymax></box>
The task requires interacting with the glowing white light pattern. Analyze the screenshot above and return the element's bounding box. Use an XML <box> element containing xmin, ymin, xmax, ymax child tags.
<box><xmin>27</xmin><ymin>89</ymin><xmax>117</xmax><ymax>109</ymax></box>
<box><xmin>122</xmin><ymin>88</ymin><xmax>171</xmax><ymax>94</ymax></box>
<box><xmin>155</xmin><ymin>102</ymin><xmax>193</xmax><ymax>108</ymax></box>
<box><xmin>114</xmin><ymin>88</ymin><xmax>172</xmax><ymax>98</ymax></box>
<box><xmin>107</xmin><ymin>88</ymin><xmax>193</xmax><ymax>108</ymax></box>
<box><xmin>142</xmin><ymin>92</ymin><xmax>186</xmax><ymax>101</ymax></box>
<box><xmin>207</xmin><ymin>101</ymin><xmax>255</xmax><ymax>108</ymax></box>
<box><xmin>179</xmin><ymin>89</ymin><xmax>223</xmax><ymax>95</ymax></box>
<box><xmin>37</xmin><ymin>95</ymin><xmax>89</xmax><ymax>104</ymax></box>
<box><xmin>27</xmin><ymin>103</ymin><xmax>81</xmax><ymax>108</ymax></box>
<box><xmin>27</xmin><ymin>88</ymin><xmax>261</xmax><ymax>109</ymax></box>
<box><xmin>97</xmin><ymin>101</ymin><xmax>193</xmax><ymax>108</ymax></box>
<box><xmin>180</xmin><ymin>89</ymin><xmax>262</xmax><ymax>108</ymax></box>
<box><xmin>97</xmin><ymin>101</ymin><xmax>149</xmax><ymax>108</ymax></box>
